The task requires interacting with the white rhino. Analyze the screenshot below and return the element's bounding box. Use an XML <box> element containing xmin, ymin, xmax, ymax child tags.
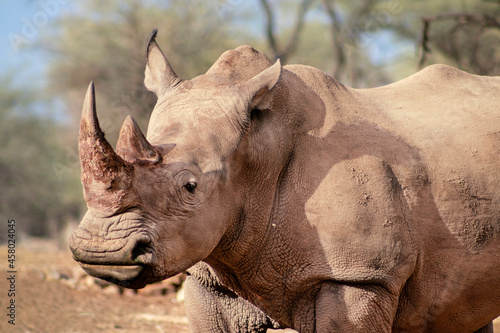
<box><xmin>69</xmin><ymin>30</ymin><xmax>500</xmax><ymax>332</ymax></box>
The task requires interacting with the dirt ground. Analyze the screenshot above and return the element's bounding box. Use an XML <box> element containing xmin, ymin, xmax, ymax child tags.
<box><xmin>0</xmin><ymin>239</ymin><xmax>189</xmax><ymax>333</ymax></box>
<box><xmin>0</xmin><ymin>239</ymin><xmax>498</xmax><ymax>333</ymax></box>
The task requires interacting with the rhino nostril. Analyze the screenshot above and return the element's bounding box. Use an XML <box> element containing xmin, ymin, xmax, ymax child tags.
<box><xmin>132</xmin><ymin>234</ymin><xmax>153</xmax><ymax>264</ymax></box>
<box><xmin>137</xmin><ymin>234</ymin><xmax>151</xmax><ymax>245</ymax></box>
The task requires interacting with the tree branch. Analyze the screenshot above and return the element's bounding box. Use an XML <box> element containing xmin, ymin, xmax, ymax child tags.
<box><xmin>322</xmin><ymin>0</ymin><xmax>345</xmax><ymax>78</ymax></box>
<box><xmin>282</xmin><ymin>0</ymin><xmax>315</xmax><ymax>59</ymax></box>
<box><xmin>259</xmin><ymin>0</ymin><xmax>279</xmax><ymax>58</ymax></box>
<box><xmin>258</xmin><ymin>0</ymin><xmax>314</xmax><ymax>62</ymax></box>
<box><xmin>346</xmin><ymin>0</ymin><xmax>377</xmax><ymax>32</ymax></box>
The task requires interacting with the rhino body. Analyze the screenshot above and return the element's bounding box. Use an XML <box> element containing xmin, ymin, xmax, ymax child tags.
<box><xmin>69</xmin><ymin>30</ymin><xmax>500</xmax><ymax>332</ymax></box>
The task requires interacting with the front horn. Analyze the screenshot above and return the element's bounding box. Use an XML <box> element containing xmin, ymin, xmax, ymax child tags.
<box><xmin>79</xmin><ymin>82</ymin><xmax>132</xmax><ymax>208</ymax></box>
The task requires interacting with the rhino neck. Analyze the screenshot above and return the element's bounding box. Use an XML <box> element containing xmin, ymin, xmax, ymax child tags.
<box><xmin>204</xmin><ymin>153</ymin><xmax>301</xmax><ymax>326</ymax></box>
<box><xmin>205</xmin><ymin>143</ymin><xmax>330</xmax><ymax>328</ymax></box>
<box><xmin>208</xmin><ymin>67</ymin><xmax>351</xmax><ymax>262</ymax></box>
<box><xmin>203</xmin><ymin>69</ymin><xmax>341</xmax><ymax>326</ymax></box>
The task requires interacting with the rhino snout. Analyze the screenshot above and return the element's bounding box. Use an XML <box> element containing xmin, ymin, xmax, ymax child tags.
<box><xmin>69</xmin><ymin>230</ymin><xmax>154</xmax><ymax>266</ymax></box>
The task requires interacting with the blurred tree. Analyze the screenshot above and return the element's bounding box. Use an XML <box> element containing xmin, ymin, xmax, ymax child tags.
<box><xmin>418</xmin><ymin>11</ymin><xmax>500</xmax><ymax>74</ymax></box>
<box><xmin>259</xmin><ymin>0</ymin><xmax>315</xmax><ymax>63</ymax></box>
<box><xmin>321</xmin><ymin>0</ymin><xmax>381</xmax><ymax>83</ymax></box>
<box><xmin>256</xmin><ymin>0</ymin><xmax>397</xmax><ymax>87</ymax></box>
<box><xmin>257</xmin><ymin>0</ymin><xmax>500</xmax><ymax>85</ymax></box>
<box><xmin>40</xmin><ymin>0</ymin><xmax>500</xmax><ymax>121</ymax></box>
<box><xmin>389</xmin><ymin>0</ymin><xmax>500</xmax><ymax>75</ymax></box>
<box><xmin>39</xmin><ymin>0</ymin><xmax>254</xmax><ymax>143</ymax></box>
<box><xmin>0</xmin><ymin>74</ymin><xmax>83</xmax><ymax>239</ymax></box>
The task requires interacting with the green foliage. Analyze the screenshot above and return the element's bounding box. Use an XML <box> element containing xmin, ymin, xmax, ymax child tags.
<box><xmin>0</xmin><ymin>75</ymin><xmax>83</xmax><ymax>238</ymax></box>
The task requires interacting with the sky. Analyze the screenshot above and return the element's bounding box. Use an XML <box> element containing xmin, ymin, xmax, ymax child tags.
<box><xmin>1</xmin><ymin>1</ymin><xmax>81</xmax><ymax>89</ymax></box>
<box><xmin>0</xmin><ymin>1</ymin><xmax>77</xmax><ymax>121</ymax></box>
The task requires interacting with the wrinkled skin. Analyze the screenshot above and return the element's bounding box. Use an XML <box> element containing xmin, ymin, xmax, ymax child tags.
<box><xmin>69</xmin><ymin>30</ymin><xmax>500</xmax><ymax>332</ymax></box>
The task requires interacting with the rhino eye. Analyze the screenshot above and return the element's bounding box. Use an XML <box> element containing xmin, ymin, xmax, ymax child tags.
<box><xmin>184</xmin><ymin>179</ymin><xmax>197</xmax><ymax>192</ymax></box>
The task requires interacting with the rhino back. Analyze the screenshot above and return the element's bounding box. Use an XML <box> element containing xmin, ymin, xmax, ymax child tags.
<box><xmin>359</xmin><ymin>64</ymin><xmax>500</xmax><ymax>253</ymax></box>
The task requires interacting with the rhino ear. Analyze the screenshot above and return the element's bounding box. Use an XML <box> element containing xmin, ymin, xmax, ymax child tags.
<box><xmin>240</xmin><ymin>59</ymin><xmax>281</xmax><ymax>111</ymax></box>
<box><xmin>144</xmin><ymin>29</ymin><xmax>182</xmax><ymax>96</ymax></box>
<box><xmin>116</xmin><ymin>115</ymin><xmax>161</xmax><ymax>164</ymax></box>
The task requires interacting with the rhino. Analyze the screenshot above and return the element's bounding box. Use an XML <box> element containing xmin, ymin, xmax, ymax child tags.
<box><xmin>69</xmin><ymin>30</ymin><xmax>500</xmax><ymax>332</ymax></box>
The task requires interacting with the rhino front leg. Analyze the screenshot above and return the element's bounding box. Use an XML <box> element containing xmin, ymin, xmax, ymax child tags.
<box><xmin>313</xmin><ymin>282</ymin><xmax>397</xmax><ymax>333</ymax></box>
<box><xmin>184</xmin><ymin>274</ymin><xmax>234</xmax><ymax>332</ymax></box>
<box><xmin>185</xmin><ymin>263</ymin><xmax>279</xmax><ymax>333</ymax></box>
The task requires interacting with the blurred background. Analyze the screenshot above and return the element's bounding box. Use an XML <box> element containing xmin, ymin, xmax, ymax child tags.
<box><xmin>1</xmin><ymin>0</ymin><xmax>500</xmax><ymax>244</ymax></box>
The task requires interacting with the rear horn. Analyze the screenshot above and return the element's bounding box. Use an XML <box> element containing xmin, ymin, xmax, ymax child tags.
<box><xmin>116</xmin><ymin>115</ymin><xmax>161</xmax><ymax>164</ymax></box>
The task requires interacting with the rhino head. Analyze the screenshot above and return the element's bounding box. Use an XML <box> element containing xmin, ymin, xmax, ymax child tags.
<box><xmin>69</xmin><ymin>30</ymin><xmax>282</xmax><ymax>289</ymax></box>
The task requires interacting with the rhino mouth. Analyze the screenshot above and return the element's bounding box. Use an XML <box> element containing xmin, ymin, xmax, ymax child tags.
<box><xmin>79</xmin><ymin>263</ymin><xmax>149</xmax><ymax>288</ymax></box>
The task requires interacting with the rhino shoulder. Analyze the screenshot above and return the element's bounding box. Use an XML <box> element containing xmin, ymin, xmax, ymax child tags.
<box><xmin>305</xmin><ymin>155</ymin><xmax>417</xmax><ymax>288</ymax></box>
